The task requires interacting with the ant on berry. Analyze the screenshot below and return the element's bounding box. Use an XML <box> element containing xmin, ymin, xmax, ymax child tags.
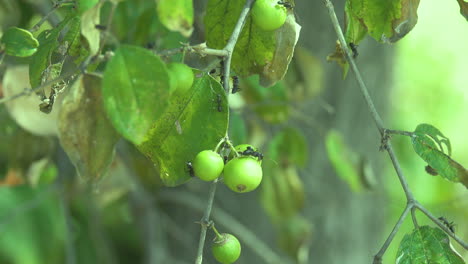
<box><xmin>277</xmin><ymin>0</ymin><xmax>293</xmax><ymax>9</ymax></box>
<box><xmin>438</xmin><ymin>216</ymin><xmax>455</xmax><ymax>233</ymax></box>
<box><xmin>240</xmin><ymin>146</ymin><xmax>264</xmax><ymax>161</ymax></box>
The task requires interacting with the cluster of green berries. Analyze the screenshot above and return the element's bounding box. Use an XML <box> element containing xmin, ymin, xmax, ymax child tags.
<box><xmin>191</xmin><ymin>144</ymin><xmax>263</xmax><ymax>193</ymax></box>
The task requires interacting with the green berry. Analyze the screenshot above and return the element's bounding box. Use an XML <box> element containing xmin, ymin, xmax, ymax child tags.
<box><xmin>167</xmin><ymin>62</ymin><xmax>194</xmax><ymax>93</ymax></box>
<box><xmin>212</xmin><ymin>233</ymin><xmax>241</xmax><ymax>264</ymax></box>
<box><xmin>251</xmin><ymin>0</ymin><xmax>287</xmax><ymax>31</ymax></box>
<box><xmin>192</xmin><ymin>150</ymin><xmax>224</xmax><ymax>181</ymax></box>
<box><xmin>223</xmin><ymin>157</ymin><xmax>262</xmax><ymax>193</ymax></box>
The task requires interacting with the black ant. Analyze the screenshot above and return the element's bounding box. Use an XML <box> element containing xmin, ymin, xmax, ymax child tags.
<box><xmin>349</xmin><ymin>42</ymin><xmax>358</xmax><ymax>59</ymax></box>
<box><xmin>277</xmin><ymin>0</ymin><xmax>293</xmax><ymax>9</ymax></box>
<box><xmin>240</xmin><ymin>146</ymin><xmax>263</xmax><ymax>161</ymax></box>
<box><xmin>216</xmin><ymin>94</ymin><xmax>223</xmax><ymax>112</ymax></box>
<box><xmin>186</xmin><ymin>162</ymin><xmax>195</xmax><ymax>177</ymax></box>
<box><xmin>438</xmin><ymin>217</ymin><xmax>455</xmax><ymax>233</ymax></box>
<box><xmin>425</xmin><ymin>165</ymin><xmax>438</xmax><ymax>176</ymax></box>
<box><xmin>95</xmin><ymin>24</ymin><xmax>107</xmax><ymax>30</ymax></box>
<box><xmin>231</xmin><ymin>76</ymin><xmax>241</xmax><ymax>94</ymax></box>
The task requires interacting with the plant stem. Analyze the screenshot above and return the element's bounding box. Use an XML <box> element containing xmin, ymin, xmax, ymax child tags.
<box><xmin>414</xmin><ymin>202</ymin><xmax>468</xmax><ymax>249</ymax></box>
<box><xmin>29</xmin><ymin>0</ymin><xmax>76</xmax><ymax>32</ymax></box>
<box><xmin>372</xmin><ymin>204</ymin><xmax>412</xmax><ymax>264</ymax></box>
<box><xmin>195</xmin><ymin>179</ymin><xmax>219</xmax><ymax>264</ymax></box>
<box><xmin>385</xmin><ymin>129</ymin><xmax>414</xmax><ymax>137</ymax></box>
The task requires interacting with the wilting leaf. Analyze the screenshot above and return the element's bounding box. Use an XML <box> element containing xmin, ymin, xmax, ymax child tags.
<box><xmin>396</xmin><ymin>226</ymin><xmax>464</xmax><ymax>264</ymax></box>
<box><xmin>1</xmin><ymin>27</ymin><xmax>39</xmax><ymax>57</ymax></box>
<box><xmin>58</xmin><ymin>75</ymin><xmax>119</xmax><ymax>180</ymax></box>
<box><xmin>325</xmin><ymin>129</ymin><xmax>364</xmax><ymax>192</ymax></box>
<box><xmin>138</xmin><ymin>75</ymin><xmax>228</xmax><ymax>186</ymax></box>
<box><xmin>102</xmin><ymin>45</ymin><xmax>170</xmax><ymax>145</ymax></box>
<box><xmin>204</xmin><ymin>0</ymin><xmax>300</xmax><ymax>86</ymax></box>
<box><xmin>456</xmin><ymin>0</ymin><xmax>468</xmax><ymax>21</ymax></box>
<box><xmin>156</xmin><ymin>0</ymin><xmax>193</xmax><ymax>37</ymax></box>
<box><xmin>411</xmin><ymin>128</ymin><xmax>468</xmax><ymax>188</ymax></box>
<box><xmin>81</xmin><ymin>1</ymin><xmax>102</xmax><ymax>56</ymax></box>
<box><xmin>345</xmin><ymin>0</ymin><xmax>420</xmax><ymax>43</ymax></box>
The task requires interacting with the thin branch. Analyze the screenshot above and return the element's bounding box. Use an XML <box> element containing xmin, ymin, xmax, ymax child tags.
<box><xmin>29</xmin><ymin>0</ymin><xmax>76</xmax><ymax>32</ymax></box>
<box><xmin>60</xmin><ymin>192</ymin><xmax>77</xmax><ymax>264</ymax></box>
<box><xmin>96</xmin><ymin>0</ymin><xmax>118</xmax><ymax>57</ymax></box>
<box><xmin>373</xmin><ymin>204</ymin><xmax>412</xmax><ymax>264</ymax></box>
<box><xmin>221</xmin><ymin>0</ymin><xmax>255</xmax><ymax>93</ymax></box>
<box><xmin>157</xmin><ymin>44</ymin><xmax>227</xmax><ymax>58</ymax></box>
<box><xmin>410</xmin><ymin>207</ymin><xmax>419</xmax><ymax>228</ymax></box>
<box><xmin>385</xmin><ymin>129</ymin><xmax>414</xmax><ymax>137</ymax></box>
<box><xmin>160</xmin><ymin>190</ymin><xmax>290</xmax><ymax>264</ymax></box>
<box><xmin>195</xmin><ymin>179</ymin><xmax>219</xmax><ymax>264</ymax></box>
<box><xmin>414</xmin><ymin>202</ymin><xmax>468</xmax><ymax>249</ymax></box>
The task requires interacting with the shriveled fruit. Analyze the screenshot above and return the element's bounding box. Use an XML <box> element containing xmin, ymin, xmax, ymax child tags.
<box><xmin>212</xmin><ymin>233</ymin><xmax>241</xmax><ymax>264</ymax></box>
<box><xmin>223</xmin><ymin>157</ymin><xmax>262</xmax><ymax>193</ymax></box>
<box><xmin>192</xmin><ymin>150</ymin><xmax>224</xmax><ymax>181</ymax></box>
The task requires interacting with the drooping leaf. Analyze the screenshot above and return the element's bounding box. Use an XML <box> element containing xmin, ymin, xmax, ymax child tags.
<box><xmin>242</xmin><ymin>75</ymin><xmax>289</xmax><ymax>124</ymax></box>
<box><xmin>345</xmin><ymin>0</ymin><xmax>421</xmax><ymax>43</ymax></box>
<box><xmin>268</xmin><ymin>126</ymin><xmax>308</xmax><ymax>167</ymax></box>
<box><xmin>1</xmin><ymin>27</ymin><xmax>39</xmax><ymax>57</ymax></box>
<box><xmin>102</xmin><ymin>44</ymin><xmax>171</xmax><ymax>145</ymax></box>
<box><xmin>138</xmin><ymin>75</ymin><xmax>229</xmax><ymax>186</ymax></box>
<box><xmin>325</xmin><ymin>129</ymin><xmax>363</xmax><ymax>192</ymax></box>
<box><xmin>411</xmin><ymin>125</ymin><xmax>468</xmax><ymax>188</ymax></box>
<box><xmin>156</xmin><ymin>0</ymin><xmax>193</xmax><ymax>37</ymax></box>
<box><xmin>29</xmin><ymin>15</ymin><xmax>74</xmax><ymax>89</ymax></box>
<box><xmin>396</xmin><ymin>226</ymin><xmax>464</xmax><ymax>264</ymax></box>
<box><xmin>204</xmin><ymin>0</ymin><xmax>300</xmax><ymax>86</ymax></box>
<box><xmin>81</xmin><ymin>1</ymin><xmax>102</xmax><ymax>56</ymax></box>
<box><xmin>285</xmin><ymin>46</ymin><xmax>324</xmax><ymax>102</ymax></box>
<box><xmin>456</xmin><ymin>0</ymin><xmax>468</xmax><ymax>21</ymax></box>
<box><xmin>58</xmin><ymin>74</ymin><xmax>120</xmax><ymax>180</ymax></box>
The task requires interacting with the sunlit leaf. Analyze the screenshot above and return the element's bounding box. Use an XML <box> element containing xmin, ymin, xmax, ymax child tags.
<box><xmin>456</xmin><ymin>0</ymin><xmax>468</xmax><ymax>21</ymax></box>
<box><xmin>81</xmin><ymin>1</ymin><xmax>102</xmax><ymax>56</ymax></box>
<box><xmin>345</xmin><ymin>0</ymin><xmax>421</xmax><ymax>43</ymax></box>
<box><xmin>325</xmin><ymin>129</ymin><xmax>364</xmax><ymax>192</ymax></box>
<box><xmin>77</xmin><ymin>0</ymin><xmax>99</xmax><ymax>14</ymax></box>
<box><xmin>29</xmin><ymin>15</ymin><xmax>74</xmax><ymax>88</ymax></box>
<box><xmin>396</xmin><ymin>226</ymin><xmax>464</xmax><ymax>264</ymax></box>
<box><xmin>204</xmin><ymin>0</ymin><xmax>300</xmax><ymax>86</ymax></box>
<box><xmin>102</xmin><ymin>45</ymin><xmax>171</xmax><ymax>145</ymax></box>
<box><xmin>156</xmin><ymin>0</ymin><xmax>193</xmax><ymax>37</ymax></box>
<box><xmin>138</xmin><ymin>75</ymin><xmax>228</xmax><ymax>186</ymax></box>
<box><xmin>0</xmin><ymin>27</ymin><xmax>39</xmax><ymax>57</ymax></box>
<box><xmin>58</xmin><ymin>75</ymin><xmax>119</xmax><ymax>180</ymax></box>
<box><xmin>411</xmin><ymin>129</ymin><xmax>468</xmax><ymax>188</ymax></box>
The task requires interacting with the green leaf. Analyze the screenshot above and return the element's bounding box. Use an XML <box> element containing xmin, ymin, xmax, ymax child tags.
<box><xmin>58</xmin><ymin>74</ymin><xmax>120</xmax><ymax>180</ymax></box>
<box><xmin>268</xmin><ymin>126</ymin><xmax>308</xmax><ymax>167</ymax></box>
<box><xmin>1</xmin><ymin>27</ymin><xmax>39</xmax><ymax>57</ymax></box>
<box><xmin>77</xmin><ymin>0</ymin><xmax>99</xmax><ymax>14</ymax></box>
<box><xmin>29</xmin><ymin>15</ymin><xmax>74</xmax><ymax>88</ymax></box>
<box><xmin>396</xmin><ymin>226</ymin><xmax>464</xmax><ymax>264</ymax></box>
<box><xmin>345</xmin><ymin>0</ymin><xmax>421</xmax><ymax>43</ymax></box>
<box><xmin>81</xmin><ymin>1</ymin><xmax>102</xmax><ymax>56</ymax></box>
<box><xmin>456</xmin><ymin>0</ymin><xmax>468</xmax><ymax>21</ymax></box>
<box><xmin>204</xmin><ymin>0</ymin><xmax>300</xmax><ymax>86</ymax></box>
<box><xmin>411</xmin><ymin>127</ymin><xmax>468</xmax><ymax>188</ymax></box>
<box><xmin>102</xmin><ymin>44</ymin><xmax>171</xmax><ymax>145</ymax></box>
<box><xmin>156</xmin><ymin>0</ymin><xmax>194</xmax><ymax>37</ymax></box>
<box><xmin>325</xmin><ymin>129</ymin><xmax>363</xmax><ymax>192</ymax></box>
<box><xmin>62</xmin><ymin>16</ymin><xmax>82</xmax><ymax>58</ymax></box>
<box><xmin>138</xmin><ymin>75</ymin><xmax>229</xmax><ymax>186</ymax></box>
<box><xmin>414</xmin><ymin>123</ymin><xmax>451</xmax><ymax>155</ymax></box>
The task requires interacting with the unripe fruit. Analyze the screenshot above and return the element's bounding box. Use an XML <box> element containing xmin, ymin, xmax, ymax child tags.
<box><xmin>212</xmin><ymin>233</ymin><xmax>241</xmax><ymax>264</ymax></box>
<box><xmin>192</xmin><ymin>150</ymin><xmax>224</xmax><ymax>181</ymax></box>
<box><xmin>223</xmin><ymin>157</ymin><xmax>262</xmax><ymax>193</ymax></box>
<box><xmin>251</xmin><ymin>0</ymin><xmax>287</xmax><ymax>31</ymax></box>
<box><xmin>167</xmin><ymin>62</ymin><xmax>194</xmax><ymax>93</ymax></box>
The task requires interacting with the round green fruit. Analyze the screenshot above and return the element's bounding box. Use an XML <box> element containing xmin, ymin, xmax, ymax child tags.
<box><xmin>192</xmin><ymin>150</ymin><xmax>224</xmax><ymax>181</ymax></box>
<box><xmin>212</xmin><ymin>233</ymin><xmax>241</xmax><ymax>264</ymax></box>
<box><xmin>167</xmin><ymin>62</ymin><xmax>194</xmax><ymax>92</ymax></box>
<box><xmin>251</xmin><ymin>0</ymin><xmax>287</xmax><ymax>31</ymax></box>
<box><xmin>223</xmin><ymin>157</ymin><xmax>262</xmax><ymax>193</ymax></box>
